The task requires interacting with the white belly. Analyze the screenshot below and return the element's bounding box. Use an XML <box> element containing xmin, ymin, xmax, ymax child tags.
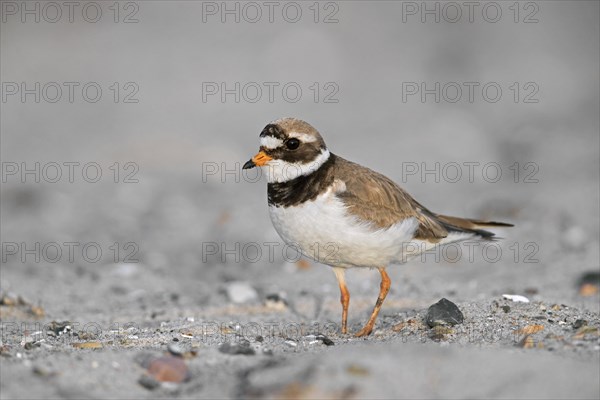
<box><xmin>268</xmin><ymin>187</ymin><xmax>421</xmax><ymax>268</ymax></box>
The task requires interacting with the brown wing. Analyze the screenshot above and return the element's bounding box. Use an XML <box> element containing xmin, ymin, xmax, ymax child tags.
<box><xmin>333</xmin><ymin>155</ymin><xmax>449</xmax><ymax>241</ymax></box>
<box><xmin>332</xmin><ymin>155</ymin><xmax>513</xmax><ymax>241</ymax></box>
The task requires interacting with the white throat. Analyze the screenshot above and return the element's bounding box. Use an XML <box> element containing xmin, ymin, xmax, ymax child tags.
<box><xmin>262</xmin><ymin>149</ymin><xmax>330</xmax><ymax>183</ymax></box>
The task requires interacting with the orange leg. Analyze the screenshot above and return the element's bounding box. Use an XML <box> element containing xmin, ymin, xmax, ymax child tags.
<box><xmin>355</xmin><ymin>267</ymin><xmax>391</xmax><ymax>337</ymax></box>
<box><xmin>333</xmin><ymin>268</ymin><xmax>350</xmax><ymax>334</ymax></box>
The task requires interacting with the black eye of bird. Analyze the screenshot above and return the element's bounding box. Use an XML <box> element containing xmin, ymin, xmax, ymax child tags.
<box><xmin>286</xmin><ymin>138</ymin><xmax>300</xmax><ymax>150</ymax></box>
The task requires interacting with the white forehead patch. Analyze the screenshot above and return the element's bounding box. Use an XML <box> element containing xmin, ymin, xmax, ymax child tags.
<box><xmin>260</xmin><ymin>136</ymin><xmax>284</xmax><ymax>149</ymax></box>
<box><xmin>288</xmin><ymin>131</ymin><xmax>317</xmax><ymax>143</ymax></box>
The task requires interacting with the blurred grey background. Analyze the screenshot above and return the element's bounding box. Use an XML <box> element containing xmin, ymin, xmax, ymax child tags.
<box><xmin>2</xmin><ymin>0</ymin><xmax>598</xmax><ymax>295</ymax></box>
<box><xmin>0</xmin><ymin>1</ymin><xmax>599</xmax><ymax>398</ymax></box>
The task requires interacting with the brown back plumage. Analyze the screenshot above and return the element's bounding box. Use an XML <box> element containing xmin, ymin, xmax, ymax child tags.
<box><xmin>332</xmin><ymin>155</ymin><xmax>513</xmax><ymax>242</ymax></box>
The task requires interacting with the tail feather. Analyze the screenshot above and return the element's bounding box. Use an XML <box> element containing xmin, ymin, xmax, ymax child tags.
<box><xmin>436</xmin><ymin>214</ymin><xmax>514</xmax><ymax>240</ymax></box>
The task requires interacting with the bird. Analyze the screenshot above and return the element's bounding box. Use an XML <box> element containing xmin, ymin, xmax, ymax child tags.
<box><xmin>243</xmin><ymin>118</ymin><xmax>513</xmax><ymax>337</ymax></box>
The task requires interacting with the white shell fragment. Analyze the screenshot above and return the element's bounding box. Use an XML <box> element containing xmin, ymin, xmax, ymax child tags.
<box><xmin>502</xmin><ymin>294</ymin><xmax>530</xmax><ymax>303</ymax></box>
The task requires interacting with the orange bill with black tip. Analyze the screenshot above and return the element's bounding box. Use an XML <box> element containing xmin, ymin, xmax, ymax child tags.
<box><xmin>242</xmin><ymin>150</ymin><xmax>273</xmax><ymax>169</ymax></box>
<box><xmin>251</xmin><ymin>151</ymin><xmax>272</xmax><ymax>166</ymax></box>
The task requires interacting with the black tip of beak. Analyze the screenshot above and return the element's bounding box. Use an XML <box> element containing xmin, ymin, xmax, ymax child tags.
<box><xmin>243</xmin><ymin>159</ymin><xmax>256</xmax><ymax>170</ymax></box>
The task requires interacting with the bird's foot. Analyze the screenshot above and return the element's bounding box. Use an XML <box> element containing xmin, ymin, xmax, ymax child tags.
<box><xmin>354</xmin><ymin>324</ymin><xmax>374</xmax><ymax>337</ymax></box>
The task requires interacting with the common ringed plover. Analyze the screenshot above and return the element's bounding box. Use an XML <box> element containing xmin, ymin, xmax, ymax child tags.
<box><xmin>243</xmin><ymin>118</ymin><xmax>512</xmax><ymax>337</ymax></box>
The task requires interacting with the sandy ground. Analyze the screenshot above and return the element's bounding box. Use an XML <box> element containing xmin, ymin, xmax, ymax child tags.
<box><xmin>1</xmin><ymin>1</ymin><xmax>599</xmax><ymax>399</ymax></box>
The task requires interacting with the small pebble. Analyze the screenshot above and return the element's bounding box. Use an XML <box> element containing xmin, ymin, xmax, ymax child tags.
<box><xmin>180</xmin><ymin>329</ymin><xmax>194</xmax><ymax>338</ymax></box>
<box><xmin>316</xmin><ymin>334</ymin><xmax>335</xmax><ymax>346</ymax></box>
<box><xmin>430</xmin><ymin>326</ymin><xmax>454</xmax><ymax>341</ymax></box>
<box><xmin>573</xmin><ymin>319</ymin><xmax>588</xmax><ymax>329</ymax></box>
<box><xmin>167</xmin><ymin>343</ymin><xmax>184</xmax><ymax>356</ymax></box>
<box><xmin>265</xmin><ymin>293</ymin><xmax>288</xmax><ymax>307</ymax></box>
<box><xmin>0</xmin><ymin>294</ymin><xmax>16</xmax><ymax>306</ymax></box>
<box><xmin>146</xmin><ymin>355</ymin><xmax>190</xmax><ymax>383</ymax></box>
<box><xmin>425</xmin><ymin>298</ymin><xmax>464</xmax><ymax>328</ymax></box>
<box><xmin>573</xmin><ymin>326</ymin><xmax>599</xmax><ymax>340</ymax></box>
<box><xmin>284</xmin><ymin>339</ymin><xmax>297</xmax><ymax>348</ymax></box>
<box><xmin>32</xmin><ymin>365</ymin><xmax>56</xmax><ymax>377</ymax></box>
<box><xmin>72</xmin><ymin>342</ymin><xmax>102</xmax><ymax>349</ymax></box>
<box><xmin>225</xmin><ymin>282</ymin><xmax>258</xmax><ymax>304</ymax></box>
<box><xmin>139</xmin><ymin>375</ymin><xmax>160</xmax><ymax>390</ymax></box>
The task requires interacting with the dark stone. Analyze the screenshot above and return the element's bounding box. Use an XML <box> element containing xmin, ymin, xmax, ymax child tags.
<box><xmin>219</xmin><ymin>341</ymin><xmax>255</xmax><ymax>356</ymax></box>
<box><xmin>577</xmin><ymin>272</ymin><xmax>600</xmax><ymax>286</ymax></box>
<box><xmin>425</xmin><ymin>298</ymin><xmax>464</xmax><ymax>328</ymax></box>
<box><xmin>501</xmin><ymin>305</ymin><xmax>511</xmax><ymax>313</ymax></box>
<box><xmin>573</xmin><ymin>319</ymin><xmax>588</xmax><ymax>329</ymax></box>
<box><xmin>265</xmin><ymin>293</ymin><xmax>288</xmax><ymax>306</ymax></box>
<box><xmin>139</xmin><ymin>375</ymin><xmax>160</xmax><ymax>390</ymax></box>
<box><xmin>316</xmin><ymin>334</ymin><xmax>334</xmax><ymax>346</ymax></box>
<box><xmin>23</xmin><ymin>341</ymin><xmax>38</xmax><ymax>350</ymax></box>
